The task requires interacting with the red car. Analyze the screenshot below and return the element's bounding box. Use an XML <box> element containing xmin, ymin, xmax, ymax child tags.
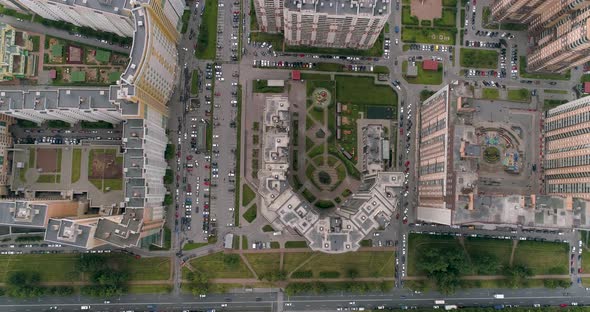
<box><xmin>186</xmin><ymin>155</ymin><xmax>193</xmax><ymax>160</ymax></box>
<box><xmin>215</xmin><ymin>92</ymin><xmax>221</xmax><ymax>96</ymax></box>
<box><xmin>402</xmin><ymin>217</ymin><xmax>408</xmax><ymax>224</ymax></box>
<box><xmin>204</xmin><ymin>181</ymin><xmax>210</xmax><ymax>186</ymax></box>
<box><xmin>396</xmin><ymin>213</ymin><xmax>400</xmax><ymax>219</ymax></box>
<box><xmin>560</xmin><ymin>304</ymin><xmax>568</xmax><ymax>308</ymax></box>
<box><xmin>405</xmin><ymin>161</ymin><xmax>410</xmax><ymax>167</ymax></box>
<box><xmin>400</xmin><ymin>128</ymin><xmax>404</xmax><ymax>135</ymax></box>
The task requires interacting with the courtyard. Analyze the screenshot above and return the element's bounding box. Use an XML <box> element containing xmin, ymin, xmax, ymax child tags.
<box><xmin>11</xmin><ymin>145</ymin><xmax>124</xmax><ymax>207</ymax></box>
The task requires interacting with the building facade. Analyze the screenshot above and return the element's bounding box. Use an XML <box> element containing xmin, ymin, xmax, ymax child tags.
<box><xmin>254</xmin><ymin>0</ymin><xmax>390</xmax><ymax>49</ymax></box>
<box><xmin>283</xmin><ymin>0</ymin><xmax>389</xmax><ymax>49</ymax></box>
<box><xmin>544</xmin><ymin>96</ymin><xmax>590</xmax><ymax>200</ymax></box>
<box><xmin>253</xmin><ymin>0</ymin><xmax>284</xmax><ymax>32</ymax></box>
<box><xmin>491</xmin><ymin>0</ymin><xmax>590</xmax><ymax>73</ymax></box>
<box><xmin>8</xmin><ymin>0</ymin><xmax>135</xmax><ymax>37</ymax></box>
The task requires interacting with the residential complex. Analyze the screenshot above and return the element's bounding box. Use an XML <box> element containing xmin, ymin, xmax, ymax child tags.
<box><xmin>0</xmin><ymin>0</ymin><xmax>183</xmax><ymax>249</ymax></box>
<box><xmin>1</xmin><ymin>0</ymin><xmax>135</xmax><ymax>37</ymax></box>
<box><xmin>0</xmin><ymin>114</ymin><xmax>13</xmax><ymax>194</ymax></box>
<box><xmin>255</xmin><ymin>0</ymin><xmax>390</xmax><ymax>49</ymax></box>
<box><xmin>491</xmin><ymin>0</ymin><xmax>590</xmax><ymax>72</ymax></box>
<box><xmin>0</xmin><ymin>22</ymin><xmax>37</xmax><ymax>81</ymax></box>
<box><xmin>416</xmin><ymin>82</ymin><xmax>590</xmax><ymax>228</ymax></box>
<box><xmin>257</xmin><ymin>95</ymin><xmax>402</xmax><ymax>252</ymax></box>
<box><xmin>544</xmin><ymin>96</ymin><xmax>590</xmax><ymax>200</ymax></box>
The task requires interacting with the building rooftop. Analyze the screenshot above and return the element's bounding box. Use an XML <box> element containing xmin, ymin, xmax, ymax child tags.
<box><xmin>71</xmin><ymin>0</ymin><xmax>132</xmax><ymax>15</ymax></box>
<box><xmin>284</xmin><ymin>0</ymin><xmax>390</xmax><ymax>17</ymax></box>
<box><xmin>121</xmin><ymin>7</ymin><xmax>147</xmax><ymax>85</ymax></box>
<box><xmin>0</xmin><ymin>88</ymin><xmax>115</xmax><ymax>111</ymax></box>
<box><xmin>0</xmin><ymin>200</ymin><xmax>47</xmax><ymax>227</ymax></box>
<box><xmin>45</xmin><ymin>218</ymin><xmax>92</xmax><ymax>248</ymax></box>
<box><xmin>95</xmin><ymin>208</ymin><xmax>143</xmax><ymax>248</ymax></box>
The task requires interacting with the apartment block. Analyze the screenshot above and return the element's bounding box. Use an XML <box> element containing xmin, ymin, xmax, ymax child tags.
<box><xmin>489</xmin><ymin>0</ymin><xmax>547</xmax><ymax>23</ymax></box>
<box><xmin>11</xmin><ymin>0</ymin><xmax>135</xmax><ymax>37</ymax></box>
<box><xmin>491</xmin><ymin>0</ymin><xmax>590</xmax><ymax>73</ymax></box>
<box><xmin>0</xmin><ymin>23</ymin><xmax>37</xmax><ymax>81</ymax></box>
<box><xmin>0</xmin><ymin>0</ymin><xmax>183</xmax><ymax>250</ymax></box>
<box><xmin>0</xmin><ymin>88</ymin><xmax>125</xmax><ymax>125</ymax></box>
<box><xmin>283</xmin><ymin>0</ymin><xmax>389</xmax><ymax>49</ymax></box>
<box><xmin>0</xmin><ymin>114</ymin><xmax>13</xmax><ymax>192</ymax></box>
<box><xmin>544</xmin><ymin>96</ymin><xmax>590</xmax><ymax>200</ymax></box>
<box><xmin>253</xmin><ymin>0</ymin><xmax>284</xmax><ymax>32</ymax></box>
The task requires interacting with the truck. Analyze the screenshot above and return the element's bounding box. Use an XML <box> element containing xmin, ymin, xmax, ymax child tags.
<box><xmin>493</xmin><ymin>294</ymin><xmax>504</xmax><ymax>299</ymax></box>
<box><xmin>435</xmin><ymin>300</ymin><xmax>446</xmax><ymax>305</ymax></box>
<box><xmin>444</xmin><ymin>305</ymin><xmax>457</xmax><ymax>310</ymax></box>
<box><xmin>395</xmin><ymin>25</ymin><xmax>400</xmax><ymax>33</ymax></box>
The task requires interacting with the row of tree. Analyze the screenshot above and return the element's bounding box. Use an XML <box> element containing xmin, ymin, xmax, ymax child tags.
<box><xmin>77</xmin><ymin>254</ymin><xmax>130</xmax><ymax>297</ymax></box>
<box><xmin>5</xmin><ymin>271</ymin><xmax>73</xmax><ymax>298</ymax></box>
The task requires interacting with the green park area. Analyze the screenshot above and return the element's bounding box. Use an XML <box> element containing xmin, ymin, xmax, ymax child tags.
<box><xmin>544</xmin><ymin>99</ymin><xmax>568</xmax><ymax>111</ymax></box>
<box><xmin>195</xmin><ymin>0</ymin><xmax>218</xmax><ymax>59</ymax></box>
<box><xmin>460</xmin><ymin>48</ymin><xmax>499</xmax><ymax>69</ymax></box>
<box><xmin>482</xmin><ymin>88</ymin><xmax>500</xmax><ymax>100</ymax></box>
<box><xmin>407</xmin><ymin>234</ymin><xmax>569</xmax><ymax>292</ymax></box>
<box><xmin>520</xmin><ymin>56</ymin><xmax>570</xmax><ymax>80</ymax></box>
<box><xmin>0</xmin><ymin>253</ymin><xmax>171</xmax><ymax>297</ymax></box>
<box><xmin>300</xmin><ymin>75</ymin><xmax>396</xmax><ymax>207</ymax></box>
<box><xmin>180</xmin><ymin>9</ymin><xmax>191</xmax><ymax>34</ymax></box>
<box><xmin>402</xmin><ymin>61</ymin><xmax>443</xmax><ymax>85</ymax></box>
<box><xmin>402</xmin><ymin>27</ymin><xmax>456</xmax><ymax>45</ymax></box>
<box><xmin>507</xmin><ymin>88</ymin><xmax>531</xmax><ymax>102</ymax></box>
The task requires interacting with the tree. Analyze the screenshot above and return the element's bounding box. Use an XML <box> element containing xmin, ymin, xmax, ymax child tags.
<box><xmin>472</xmin><ymin>253</ymin><xmax>500</xmax><ymax>275</ymax></box>
<box><xmin>416</xmin><ymin>246</ymin><xmax>468</xmax><ymax>294</ymax></box>
<box><xmin>76</xmin><ymin>254</ymin><xmax>106</xmax><ymax>272</ymax></box>
<box><xmin>187</xmin><ymin>271</ymin><xmax>210</xmax><ymax>296</ymax></box>
<box><xmin>347</xmin><ymin>268</ymin><xmax>359</xmax><ymax>279</ymax></box>
<box><xmin>503</xmin><ymin>264</ymin><xmax>533</xmax><ymax>288</ymax></box>
<box><xmin>259</xmin><ymin>270</ymin><xmax>287</xmax><ymax>282</ymax></box>
<box><xmin>164</xmin><ymin>144</ymin><xmax>176</xmax><ymax>161</ymax></box>
<box><xmin>164</xmin><ymin>169</ymin><xmax>174</xmax><ymax>185</ymax></box>
<box><xmin>223</xmin><ymin>254</ymin><xmax>240</xmax><ymax>267</ymax></box>
<box><xmin>164</xmin><ymin>194</ymin><xmax>173</xmax><ymax>206</ymax></box>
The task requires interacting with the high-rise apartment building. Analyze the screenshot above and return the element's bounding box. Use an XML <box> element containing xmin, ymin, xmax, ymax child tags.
<box><xmin>0</xmin><ymin>0</ymin><xmax>183</xmax><ymax>249</ymax></box>
<box><xmin>3</xmin><ymin>0</ymin><xmax>136</xmax><ymax>37</ymax></box>
<box><xmin>544</xmin><ymin>96</ymin><xmax>590</xmax><ymax>200</ymax></box>
<box><xmin>253</xmin><ymin>0</ymin><xmax>284</xmax><ymax>32</ymax></box>
<box><xmin>491</xmin><ymin>0</ymin><xmax>590</xmax><ymax>73</ymax></box>
<box><xmin>283</xmin><ymin>0</ymin><xmax>389</xmax><ymax>49</ymax></box>
<box><xmin>0</xmin><ymin>114</ymin><xmax>13</xmax><ymax>193</ymax></box>
<box><xmin>254</xmin><ymin>0</ymin><xmax>390</xmax><ymax>49</ymax></box>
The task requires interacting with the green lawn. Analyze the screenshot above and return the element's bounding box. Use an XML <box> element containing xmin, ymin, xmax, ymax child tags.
<box><xmin>512</xmin><ymin>241</ymin><xmax>568</xmax><ymax>275</ymax></box>
<box><xmin>460</xmin><ymin>48</ymin><xmax>499</xmax><ymax>69</ymax></box>
<box><xmin>582</xmin><ymin>249</ymin><xmax>590</xmax><ymax>273</ymax></box>
<box><xmin>128</xmin><ymin>284</ymin><xmax>171</xmax><ymax>294</ymax></box>
<box><xmin>37</xmin><ymin>174</ymin><xmax>59</xmax><ymax>183</ymax></box>
<box><xmin>402</xmin><ymin>27</ymin><xmax>456</xmax><ymax>44</ymax></box>
<box><xmin>188</xmin><ymin>252</ymin><xmax>254</xmax><ymax>278</ymax></box>
<box><xmin>482</xmin><ymin>88</ymin><xmax>500</xmax><ymax>100</ymax></box>
<box><xmin>195</xmin><ymin>0</ymin><xmax>218</xmax><ymax>59</ymax></box>
<box><xmin>180</xmin><ymin>9</ymin><xmax>191</xmax><ymax>34</ymax></box>
<box><xmin>183</xmin><ymin>242</ymin><xmax>209</xmax><ymax>251</ymax></box>
<box><xmin>283</xmin><ymin>253</ymin><xmax>314</xmax><ymax>274</ymax></box>
<box><xmin>520</xmin><ymin>56</ymin><xmax>571</xmax><ymax>80</ymax></box>
<box><xmin>463</xmin><ymin>237</ymin><xmax>512</xmax><ymax>274</ymax></box>
<box><xmin>124</xmin><ymin>256</ymin><xmax>171</xmax><ymax>281</ymax></box>
<box><xmin>242</xmin><ymin>184</ymin><xmax>256</xmax><ymax>206</ymax></box>
<box><xmin>507</xmin><ymin>88</ymin><xmax>531</xmax><ymax>102</ymax></box>
<box><xmin>293</xmin><ymin>251</ymin><xmax>395</xmax><ymax>278</ymax></box>
<box><xmin>401</xmin><ymin>6</ymin><xmax>418</xmax><ymax>25</ymax></box>
<box><xmin>434</xmin><ymin>8</ymin><xmax>457</xmax><ymax>27</ymax></box>
<box><xmin>191</xmin><ymin>70</ymin><xmax>199</xmax><ymax>95</ymax></box>
<box><xmin>544</xmin><ymin>89</ymin><xmax>568</xmax><ymax>94</ymax></box>
<box><xmin>242</xmin><ymin>204</ymin><xmax>257</xmax><ymax>223</ymax></box>
<box><xmin>285</xmin><ymin>241</ymin><xmax>309</xmax><ymax>249</ymax></box>
<box><xmin>402</xmin><ymin>61</ymin><xmax>443</xmax><ymax>85</ymax></box>
<box><xmin>315</xmin><ymin>62</ymin><xmax>344</xmax><ymax>72</ymax></box>
<box><xmin>103</xmin><ymin>178</ymin><xmax>123</xmax><ymax>191</ymax></box>
<box><xmin>253</xmin><ymin>80</ymin><xmax>284</xmax><ymax>93</ymax></box>
<box><xmin>244</xmin><ymin>254</ymin><xmax>281</xmax><ymax>276</ymax></box>
<box><xmin>335</xmin><ymin>76</ymin><xmax>397</xmax><ymax>106</ymax></box>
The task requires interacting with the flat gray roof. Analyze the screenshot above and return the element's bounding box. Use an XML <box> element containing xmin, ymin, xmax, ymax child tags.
<box><xmin>57</xmin><ymin>89</ymin><xmax>115</xmax><ymax>109</ymax></box>
<box><xmin>0</xmin><ymin>88</ymin><xmax>114</xmax><ymax>111</ymax></box>
<box><xmin>123</xmin><ymin>119</ymin><xmax>144</xmax><ymax>149</ymax></box>
<box><xmin>95</xmin><ymin>208</ymin><xmax>143</xmax><ymax>247</ymax></box>
<box><xmin>121</xmin><ymin>7</ymin><xmax>147</xmax><ymax>84</ymax></box>
<box><xmin>45</xmin><ymin>219</ymin><xmax>91</xmax><ymax>248</ymax></box>
<box><xmin>124</xmin><ymin>148</ymin><xmax>144</xmax><ymax>178</ymax></box>
<box><xmin>0</xmin><ymin>201</ymin><xmax>47</xmax><ymax>228</ymax></box>
<box><xmin>72</xmin><ymin>0</ymin><xmax>132</xmax><ymax>14</ymax></box>
<box><xmin>0</xmin><ymin>90</ymin><xmax>24</xmax><ymax>110</ymax></box>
